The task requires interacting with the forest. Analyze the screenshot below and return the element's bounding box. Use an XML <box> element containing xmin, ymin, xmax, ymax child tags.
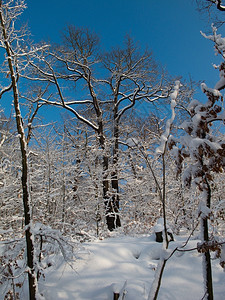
<box><xmin>0</xmin><ymin>0</ymin><xmax>224</xmax><ymax>299</ymax></box>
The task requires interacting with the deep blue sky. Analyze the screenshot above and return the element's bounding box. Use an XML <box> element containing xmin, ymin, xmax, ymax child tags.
<box><xmin>23</xmin><ymin>0</ymin><xmax>224</xmax><ymax>90</ymax></box>
<box><xmin>1</xmin><ymin>0</ymin><xmax>224</xmax><ymax>121</ymax></box>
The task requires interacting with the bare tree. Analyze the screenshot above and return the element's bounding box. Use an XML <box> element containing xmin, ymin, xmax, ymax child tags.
<box><xmin>24</xmin><ymin>26</ymin><xmax>171</xmax><ymax>231</ymax></box>
<box><xmin>0</xmin><ymin>1</ymin><xmax>46</xmax><ymax>298</ymax></box>
<box><xmin>101</xmin><ymin>36</ymin><xmax>170</xmax><ymax>230</ymax></box>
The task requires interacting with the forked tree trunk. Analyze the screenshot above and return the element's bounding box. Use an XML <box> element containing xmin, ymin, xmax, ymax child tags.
<box><xmin>99</xmin><ymin>121</ymin><xmax>121</xmax><ymax>231</ymax></box>
<box><xmin>0</xmin><ymin>6</ymin><xmax>37</xmax><ymax>299</ymax></box>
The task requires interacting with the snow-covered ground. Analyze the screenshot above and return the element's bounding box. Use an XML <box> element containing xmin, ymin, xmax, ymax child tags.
<box><xmin>36</xmin><ymin>233</ymin><xmax>225</xmax><ymax>300</ymax></box>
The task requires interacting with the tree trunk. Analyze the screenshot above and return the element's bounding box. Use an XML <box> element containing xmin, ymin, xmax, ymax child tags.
<box><xmin>202</xmin><ymin>180</ymin><xmax>214</xmax><ymax>300</ymax></box>
<box><xmin>0</xmin><ymin>8</ymin><xmax>37</xmax><ymax>299</ymax></box>
<box><xmin>98</xmin><ymin>119</ymin><xmax>121</xmax><ymax>231</ymax></box>
<box><xmin>110</xmin><ymin>120</ymin><xmax>121</xmax><ymax>229</ymax></box>
<box><xmin>148</xmin><ymin>152</ymin><xmax>168</xmax><ymax>300</ymax></box>
<box><xmin>148</xmin><ymin>259</ymin><xmax>167</xmax><ymax>300</ymax></box>
<box><xmin>202</xmin><ymin>220</ymin><xmax>214</xmax><ymax>300</ymax></box>
<box><xmin>103</xmin><ymin>154</ymin><xmax>121</xmax><ymax>231</ymax></box>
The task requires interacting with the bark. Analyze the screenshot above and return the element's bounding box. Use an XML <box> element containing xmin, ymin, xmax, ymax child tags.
<box><xmin>202</xmin><ymin>179</ymin><xmax>214</xmax><ymax>300</ymax></box>
<box><xmin>110</xmin><ymin>118</ymin><xmax>121</xmax><ymax>230</ymax></box>
<box><xmin>202</xmin><ymin>221</ymin><xmax>214</xmax><ymax>300</ymax></box>
<box><xmin>0</xmin><ymin>5</ymin><xmax>37</xmax><ymax>299</ymax></box>
<box><xmin>103</xmin><ymin>145</ymin><xmax>121</xmax><ymax>231</ymax></box>
<box><xmin>162</xmin><ymin>153</ymin><xmax>169</xmax><ymax>247</ymax></box>
<box><xmin>87</xmin><ymin>69</ymin><xmax>121</xmax><ymax>231</ymax></box>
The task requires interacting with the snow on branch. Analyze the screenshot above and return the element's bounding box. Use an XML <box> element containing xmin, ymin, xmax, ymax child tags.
<box><xmin>201</xmin><ymin>25</ymin><xmax>225</xmax><ymax>58</ymax></box>
<box><xmin>201</xmin><ymin>26</ymin><xmax>225</xmax><ymax>90</ymax></box>
<box><xmin>156</xmin><ymin>80</ymin><xmax>180</xmax><ymax>154</ymax></box>
<box><xmin>216</xmin><ymin>0</ymin><xmax>225</xmax><ymax>11</ymax></box>
<box><xmin>201</xmin><ymin>82</ymin><xmax>222</xmax><ymax>97</ymax></box>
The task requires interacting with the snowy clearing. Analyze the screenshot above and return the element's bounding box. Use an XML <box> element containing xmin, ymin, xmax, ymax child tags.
<box><xmin>34</xmin><ymin>233</ymin><xmax>225</xmax><ymax>300</ymax></box>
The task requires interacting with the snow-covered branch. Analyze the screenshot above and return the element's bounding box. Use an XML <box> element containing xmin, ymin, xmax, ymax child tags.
<box><xmin>156</xmin><ymin>81</ymin><xmax>180</xmax><ymax>154</ymax></box>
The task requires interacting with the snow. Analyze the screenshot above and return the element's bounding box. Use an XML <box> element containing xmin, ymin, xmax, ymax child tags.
<box><xmin>201</xmin><ymin>83</ymin><xmax>222</xmax><ymax>97</ymax></box>
<box><xmin>31</xmin><ymin>233</ymin><xmax>225</xmax><ymax>300</ymax></box>
<box><xmin>156</xmin><ymin>81</ymin><xmax>179</xmax><ymax>155</ymax></box>
<box><xmin>154</xmin><ymin>224</ymin><xmax>164</xmax><ymax>233</ymax></box>
<box><xmin>198</xmin><ymin>201</ymin><xmax>212</xmax><ymax>219</ymax></box>
<box><xmin>126</xmin><ymin>137</ymin><xmax>138</xmax><ymax>147</ymax></box>
<box><xmin>201</xmin><ymin>25</ymin><xmax>225</xmax><ymax>58</ymax></box>
<box><xmin>215</xmin><ymin>71</ymin><xmax>225</xmax><ymax>90</ymax></box>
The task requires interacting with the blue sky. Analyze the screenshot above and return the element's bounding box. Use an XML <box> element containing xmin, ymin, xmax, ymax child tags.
<box><xmin>23</xmin><ymin>0</ymin><xmax>224</xmax><ymax>90</ymax></box>
<box><xmin>1</xmin><ymin>0</ymin><xmax>224</xmax><ymax>121</ymax></box>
